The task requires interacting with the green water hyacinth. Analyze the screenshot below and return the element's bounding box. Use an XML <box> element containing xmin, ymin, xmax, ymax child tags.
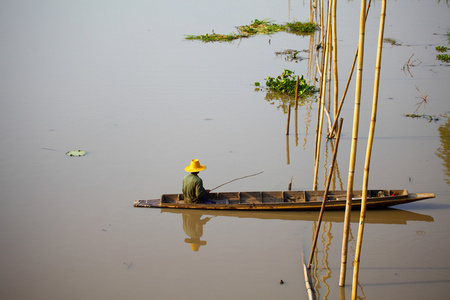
<box><xmin>265</xmin><ymin>69</ymin><xmax>317</xmax><ymax>97</ymax></box>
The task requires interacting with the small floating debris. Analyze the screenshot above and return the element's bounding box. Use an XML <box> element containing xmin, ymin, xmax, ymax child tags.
<box><xmin>405</xmin><ymin>114</ymin><xmax>440</xmax><ymax>122</ymax></box>
<box><xmin>65</xmin><ymin>150</ymin><xmax>88</xmax><ymax>157</ymax></box>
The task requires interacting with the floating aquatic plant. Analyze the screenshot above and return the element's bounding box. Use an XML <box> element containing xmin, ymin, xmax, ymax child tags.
<box><xmin>436</xmin><ymin>46</ymin><xmax>449</xmax><ymax>52</ymax></box>
<box><xmin>185</xmin><ymin>19</ymin><xmax>317</xmax><ymax>42</ymax></box>
<box><xmin>237</xmin><ymin>19</ymin><xmax>284</xmax><ymax>35</ymax></box>
<box><xmin>264</xmin><ymin>69</ymin><xmax>317</xmax><ymax>97</ymax></box>
<box><xmin>185</xmin><ymin>31</ymin><xmax>247</xmax><ymax>42</ymax></box>
<box><xmin>437</xmin><ymin>54</ymin><xmax>450</xmax><ymax>62</ymax></box>
<box><xmin>66</xmin><ymin>150</ymin><xmax>88</xmax><ymax>157</ymax></box>
<box><xmin>285</xmin><ymin>21</ymin><xmax>317</xmax><ymax>35</ymax></box>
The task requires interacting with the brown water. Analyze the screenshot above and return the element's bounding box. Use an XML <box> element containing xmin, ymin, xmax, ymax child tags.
<box><xmin>1</xmin><ymin>1</ymin><xmax>449</xmax><ymax>299</ymax></box>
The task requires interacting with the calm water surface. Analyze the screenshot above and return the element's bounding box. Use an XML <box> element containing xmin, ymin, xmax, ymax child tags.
<box><xmin>1</xmin><ymin>0</ymin><xmax>449</xmax><ymax>299</ymax></box>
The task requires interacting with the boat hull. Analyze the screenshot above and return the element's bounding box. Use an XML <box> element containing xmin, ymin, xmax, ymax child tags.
<box><xmin>134</xmin><ymin>190</ymin><xmax>435</xmax><ymax>211</ymax></box>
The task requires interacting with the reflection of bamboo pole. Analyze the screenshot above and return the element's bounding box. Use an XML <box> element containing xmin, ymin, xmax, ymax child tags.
<box><xmin>304</xmin><ymin>101</ymin><xmax>312</xmax><ymax>150</ymax></box>
<box><xmin>286</xmin><ymin>104</ymin><xmax>291</xmax><ymax>135</ymax></box>
<box><xmin>339</xmin><ymin>0</ymin><xmax>367</xmax><ymax>288</ymax></box>
<box><xmin>308</xmin><ymin>119</ymin><xmax>343</xmax><ymax>267</ymax></box>
<box><xmin>286</xmin><ymin>135</ymin><xmax>290</xmax><ymax>165</ymax></box>
<box><xmin>352</xmin><ymin>1</ymin><xmax>386</xmax><ymax>297</ymax></box>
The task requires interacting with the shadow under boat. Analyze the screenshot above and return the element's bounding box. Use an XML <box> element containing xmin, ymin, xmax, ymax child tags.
<box><xmin>159</xmin><ymin>207</ymin><xmax>434</xmax><ymax>224</ymax></box>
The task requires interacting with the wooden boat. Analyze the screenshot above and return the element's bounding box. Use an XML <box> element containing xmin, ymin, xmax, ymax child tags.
<box><xmin>134</xmin><ymin>189</ymin><xmax>435</xmax><ymax>211</ymax></box>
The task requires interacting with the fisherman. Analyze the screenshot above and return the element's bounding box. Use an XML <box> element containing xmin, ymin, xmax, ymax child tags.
<box><xmin>182</xmin><ymin>159</ymin><xmax>209</xmax><ymax>204</ymax></box>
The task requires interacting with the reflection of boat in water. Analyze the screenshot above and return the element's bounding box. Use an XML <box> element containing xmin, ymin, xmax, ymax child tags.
<box><xmin>160</xmin><ymin>207</ymin><xmax>433</xmax><ymax>224</ymax></box>
<box><xmin>135</xmin><ymin>189</ymin><xmax>435</xmax><ymax>212</ymax></box>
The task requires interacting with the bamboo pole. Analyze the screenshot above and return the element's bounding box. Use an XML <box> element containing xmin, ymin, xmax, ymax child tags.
<box><xmin>308</xmin><ymin>118</ymin><xmax>343</xmax><ymax>268</ymax></box>
<box><xmin>352</xmin><ymin>1</ymin><xmax>386</xmax><ymax>297</ymax></box>
<box><xmin>313</xmin><ymin>1</ymin><xmax>332</xmax><ymax>191</ymax></box>
<box><xmin>295</xmin><ymin>75</ymin><xmax>299</xmax><ymax>110</ymax></box>
<box><xmin>328</xmin><ymin>0</ymin><xmax>372</xmax><ymax>139</ymax></box>
<box><xmin>294</xmin><ymin>75</ymin><xmax>299</xmax><ymax>146</ymax></box>
<box><xmin>295</xmin><ymin>106</ymin><xmax>299</xmax><ymax>147</ymax></box>
<box><xmin>339</xmin><ymin>0</ymin><xmax>367</xmax><ymax>287</ymax></box>
<box><xmin>332</xmin><ymin>0</ymin><xmax>338</xmax><ymax>119</ymax></box>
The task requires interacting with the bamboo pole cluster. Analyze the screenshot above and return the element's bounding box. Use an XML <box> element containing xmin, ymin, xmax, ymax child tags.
<box><xmin>306</xmin><ymin>0</ymin><xmax>388</xmax><ymax>298</ymax></box>
<box><xmin>312</xmin><ymin>0</ymin><xmax>339</xmax><ymax>191</ymax></box>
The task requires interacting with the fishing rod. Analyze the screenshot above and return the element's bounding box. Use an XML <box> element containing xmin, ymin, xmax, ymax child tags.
<box><xmin>209</xmin><ymin>171</ymin><xmax>264</xmax><ymax>192</ymax></box>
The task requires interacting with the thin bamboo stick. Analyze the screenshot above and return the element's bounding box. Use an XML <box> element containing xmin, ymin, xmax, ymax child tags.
<box><xmin>295</xmin><ymin>75</ymin><xmax>299</xmax><ymax>110</ymax></box>
<box><xmin>339</xmin><ymin>0</ymin><xmax>367</xmax><ymax>287</ymax></box>
<box><xmin>352</xmin><ymin>1</ymin><xmax>386</xmax><ymax>297</ymax></box>
<box><xmin>308</xmin><ymin>118</ymin><xmax>343</xmax><ymax>268</ymax></box>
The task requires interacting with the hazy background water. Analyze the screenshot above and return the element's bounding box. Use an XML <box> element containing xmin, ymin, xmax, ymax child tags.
<box><xmin>1</xmin><ymin>0</ymin><xmax>449</xmax><ymax>299</ymax></box>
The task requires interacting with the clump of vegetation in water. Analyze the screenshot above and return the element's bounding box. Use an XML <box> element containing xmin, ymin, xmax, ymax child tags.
<box><xmin>285</xmin><ymin>21</ymin><xmax>317</xmax><ymax>35</ymax></box>
<box><xmin>237</xmin><ymin>19</ymin><xmax>284</xmax><ymax>35</ymax></box>
<box><xmin>185</xmin><ymin>31</ymin><xmax>247</xmax><ymax>42</ymax></box>
<box><xmin>437</xmin><ymin>54</ymin><xmax>450</xmax><ymax>62</ymax></box>
<box><xmin>436</xmin><ymin>46</ymin><xmax>449</xmax><ymax>52</ymax></box>
<box><xmin>256</xmin><ymin>69</ymin><xmax>317</xmax><ymax>97</ymax></box>
<box><xmin>185</xmin><ymin>19</ymin><xmax>317</xmax><ymax>42</ymax></box>
<box><xmin>435</xmin><ymin>45</ymin><xmax>449</xmax><ymax>62</ymax></box>
<box><xmin>383</xmin><ymin>37</ymin><xmax>401</xmax><ymax>46</ymax></box>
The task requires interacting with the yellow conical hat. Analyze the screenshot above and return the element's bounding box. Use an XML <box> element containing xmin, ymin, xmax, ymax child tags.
<box><xmin>184</xmin><ymin>159</ymin><xmax>206</xmax><ymax>172</ymax></box>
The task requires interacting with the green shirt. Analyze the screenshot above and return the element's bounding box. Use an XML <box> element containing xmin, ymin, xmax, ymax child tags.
<box><xmin>182</xmin><ymin>173</ymin><xmax>206</xmax><ymax>203</ymax></box>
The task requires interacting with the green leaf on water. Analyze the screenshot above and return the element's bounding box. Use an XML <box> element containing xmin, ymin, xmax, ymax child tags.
<box><xmin>66</xmin><ymin>150</ymin><xmax>87</xmax><ymax>157</ymax></box>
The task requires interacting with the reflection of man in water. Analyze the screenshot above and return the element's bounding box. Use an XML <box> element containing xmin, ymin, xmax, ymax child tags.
<box><xmin>183</xmin><ymin>212</ymin><xmax>211</xmax><ymax>252</ymax></box>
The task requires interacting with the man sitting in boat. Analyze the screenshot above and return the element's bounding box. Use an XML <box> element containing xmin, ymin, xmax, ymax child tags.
<box><xmin>182</xmin><ymin>159</ymin><xmax>209</xmax><ymax>204</ymax></box>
